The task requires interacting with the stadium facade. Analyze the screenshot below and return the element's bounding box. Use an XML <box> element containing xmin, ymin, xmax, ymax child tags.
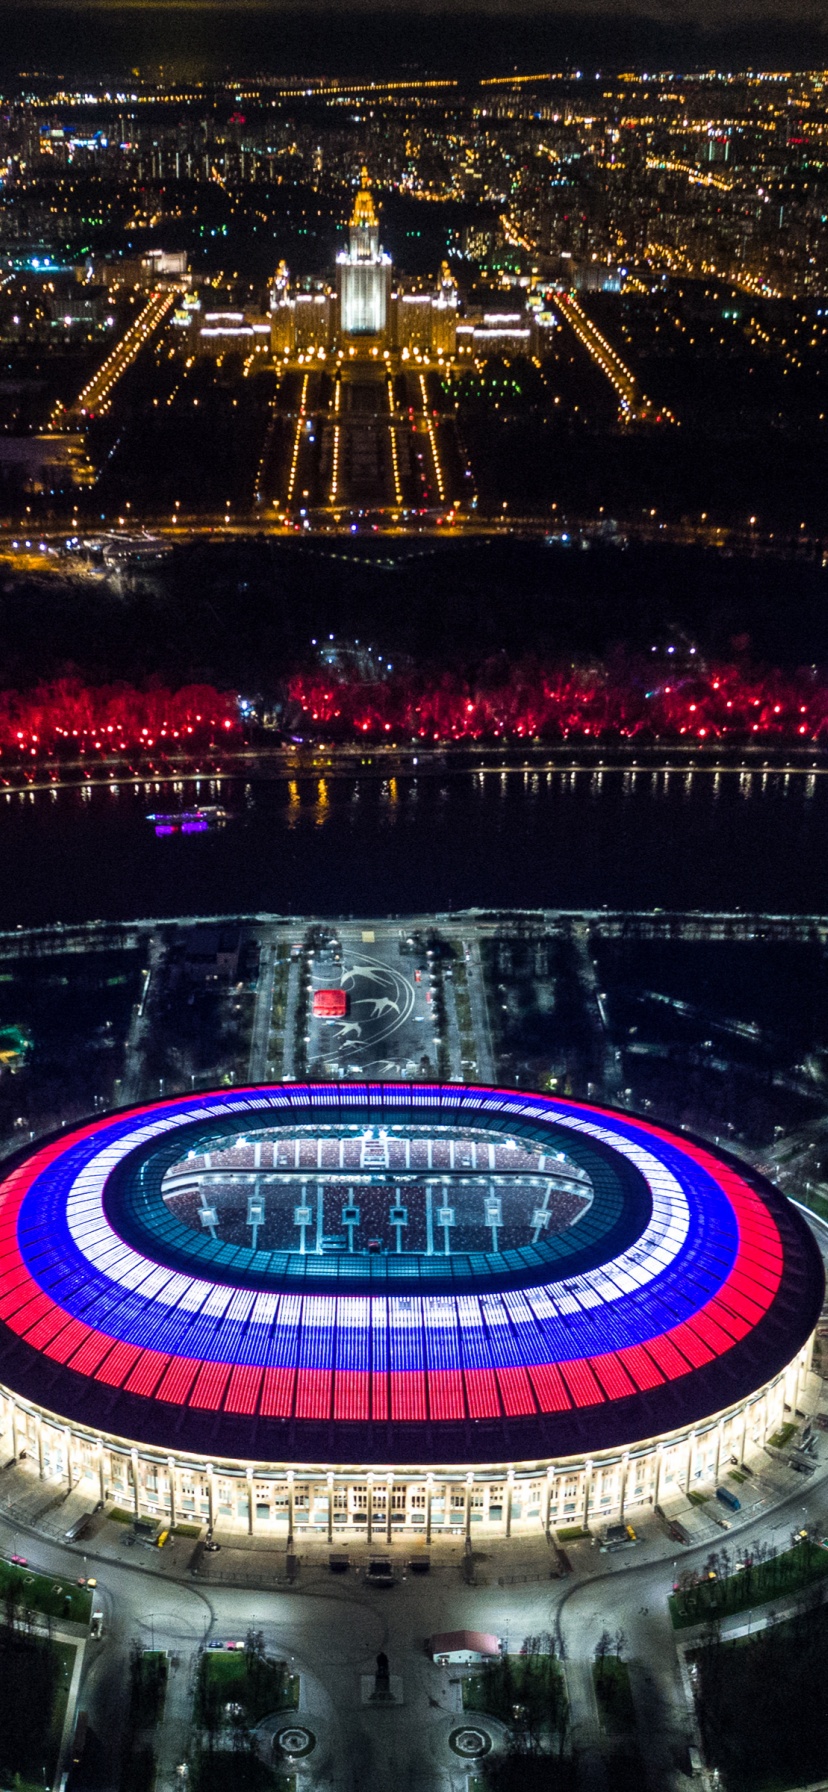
<box><xmin>0</xmin><ymin>1084</ymin><xmax>821</xmax><ymax>1542</ymax></box>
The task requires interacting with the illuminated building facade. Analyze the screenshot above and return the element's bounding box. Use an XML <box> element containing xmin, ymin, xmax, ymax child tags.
<box><xmin>0</xmin><ymin>1083</ymin><xmax>821</xmax><ymax>1541</ymax></box>
<box><xmin>336</xmin><ymin>165</ymin><xmax>392</xmax><ymax>343</ymax></box>
<box><xmin>269</xmin><ymin>172</ymin><xmax>458</xmax><ymax>360</ymax></box>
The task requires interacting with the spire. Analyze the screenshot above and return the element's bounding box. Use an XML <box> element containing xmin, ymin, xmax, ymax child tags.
<box><xmin>350</xmin><ymin>165</ymin><xmax>378</xmax><ymax>232</ymax></box>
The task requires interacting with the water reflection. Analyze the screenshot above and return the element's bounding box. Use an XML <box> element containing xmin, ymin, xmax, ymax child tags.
<box><xmin>0</xmin><ymin>762</ymin><xmax>826</xmax><ymax>924</ymax></box>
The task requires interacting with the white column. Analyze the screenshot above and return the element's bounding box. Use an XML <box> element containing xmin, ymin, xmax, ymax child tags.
<box><xmin>386</xmin><ymin>1474</ymin><xmax>393</xmax><ymax>1545</ymax></box>
<box><xmin>426</xmin><ymin>1475</ymin><xmax>433</xmax><ymax>1545</ymax></box>
<box><xmin>582</xmin><ymin>1460</ymin><xmax>592</xmax><ymax>1530</ymax></box>
<box><xmin>328</xmin><ymin>1472</ymin><xmax>334</xmax><ymax>1545</ymax></box>
<box><xmin>247</xmin><ymin>1469</ymin><xmax>255</xmax><ymax>1536</ymax></box>
<box><xmin>505</xmin><ymin>1469</ymin><xmax>514</xmax><ymax>1538</ymax></box>
<box><xmin>738</xmin><ymin>1397</ymin><xmax>749</xmax><ymax>1469</ymax></box>
<box><xmin>618</xmin><ymin>1453</ymin><xmax>629</xmax><ymax>1521</ymax></box>
<box><xmin>713</xmin><ymin>1420</ymin><xmax>724</xmax><ymax>1484</ymax></box>
<box><xmin>544</xmin><ymin>1470</ymin><xmax>553</xmax><ymax>1535</ymax></box>
<box><xmin>794</xmin><ymin>1352</ymin><xmax>805</xmax><ymax>1415</ymax></box>
<box><xmin>653</xmin><ymin>1443</ymin><xmax>663</xmax><ymax>1508</ymax></box>
<box><xmin>131</xmin><ymin>1447</ymin><xmax>140</xmax><ymax>1516</ymax></box>
<box><xmin>684</xmin><ymin>1431</ymin><xmax>696</xmax><ymax>1495</ymax></box>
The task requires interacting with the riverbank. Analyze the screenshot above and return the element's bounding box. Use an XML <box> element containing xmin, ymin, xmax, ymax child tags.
<box><xmin>3</xmin><ymin>737</ymin><xmax>828</xmax><ymax>795</ymax></box>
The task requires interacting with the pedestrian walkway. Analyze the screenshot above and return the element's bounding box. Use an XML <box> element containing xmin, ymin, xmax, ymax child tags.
<box><xmin>248</xmin><ymin>937</ymin><xmax>277</xmax><ymax>1080</ymax></box>
<box><xmin>564</xmin><ymin>1657</ymin><xmax>609</xmax><ymax>1792</ymax></box>
<box><xmin>154</xmin><ymin>1646</ymin><xmax>199</xmax><ymax>1792</ymax></box>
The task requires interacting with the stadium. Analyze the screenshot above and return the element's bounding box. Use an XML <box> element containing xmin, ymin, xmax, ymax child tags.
<box><xmin>0</xmin><ymin>1083</ymin><xmax>821</xmax><ymax>1542</ymax></box>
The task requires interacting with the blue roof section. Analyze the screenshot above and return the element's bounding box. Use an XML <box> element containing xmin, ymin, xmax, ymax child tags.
<box><xmin>14</xmin><ymin>1085</ymin><xmax>738</xmax><ymax>1368</ymax></box>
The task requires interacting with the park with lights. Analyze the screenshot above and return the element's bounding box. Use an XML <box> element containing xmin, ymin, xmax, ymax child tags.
<box><xmin>0</xmin><ymin>1082</ymin><xmax>820</xmax><ymax>1541</ymax></box>
<box><xmin>1</xmin><ymin>660</ymin><xmax>828</xmax><ymax>772</ymax></box>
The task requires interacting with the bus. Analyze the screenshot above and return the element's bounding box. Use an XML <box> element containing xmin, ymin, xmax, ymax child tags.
<box><xmin>715</xmin><ymin>1485</ymin><xmax>741</xmax><ymax>1512</ymax></box>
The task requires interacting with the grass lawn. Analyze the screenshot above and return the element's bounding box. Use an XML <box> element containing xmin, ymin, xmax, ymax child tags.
<box><xmin>117</xmin><ymin>1649</ymin><xmax>168</xmax><ymax>1792</ymax></box>
<box><xmin>131</xmin><ymin>1650</ymin><xmax>168</xmax><ymax>1729</ymax></box>
<box><xmin>592</xmin><ymin>1658</ymin><xmax>636</xmax><ymax>1737</ymax></box>
<box><xmin>46</xmin><ymin>1640</ymin><xmax>75</xmax><ymax>1780</ymax></box>
<box><xmin>0</xmin><ymin>1554</ymin><xmax>92</xmax><ymax>1624</ymax></box>
<box><xmin>766</xmin><ymin>1422</ymin><xmax>797</xmax><ymax>1450</ymax></box>
<box><xmin>463</xmin><ymin>1653</ymin><xmax>566</xmax><ymax>1731</ymax></box>
<box><xmin>693</xmin><ymin>1601</ymin><xmax>828</xmax><ymax>1792</ymax></box>
<box><xmin>0</xmin><ymin>1630</ymin><xmax>75</xmax><ymax>1787</ymax></box>
<box><xmin>192</xmin><ymin>1751</ymin><xmax>288</xmax><ymax>1792</ymax></box>
<box><xmin>120</xmin><ymin>1745</ymin><xmax>156</xmax><ymax>1792</ymax></box>
<box><xmin>556</xmin><ymin>1525</ymin><xmax>589</xmax><ymax>1540</ymax></box>
<box><xmin>670</xmin><ymin>1537</ymin><xmax>828</xmax><ymax>1628</ymax></box>
<box><xmin>197</xmin><ymin>1654</ymin><xmax>298</xmax><ymax>1726</ymax></box>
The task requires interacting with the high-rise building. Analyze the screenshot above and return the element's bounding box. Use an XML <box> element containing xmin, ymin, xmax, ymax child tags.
<box><xmin>336</xmin><ymin>166</ymin><xmax>393</xmax><ymax>344</ymax></box>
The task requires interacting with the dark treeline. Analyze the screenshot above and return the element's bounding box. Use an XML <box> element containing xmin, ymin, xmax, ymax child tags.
<box><xmin>696</xmin><ymin>1599</ymin><xmax>828</xmax><ymax>1792</ymax></box>
<box><xmin>2</xmin><ymin>539</ymin><xmax>828</xmax><ymax>696</ymax></box>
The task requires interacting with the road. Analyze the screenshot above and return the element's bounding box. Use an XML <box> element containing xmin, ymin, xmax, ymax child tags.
<box><xmin>0</xmin><ymin>510</ymin><xmax>825</xmax><ymax>562</ymax></box>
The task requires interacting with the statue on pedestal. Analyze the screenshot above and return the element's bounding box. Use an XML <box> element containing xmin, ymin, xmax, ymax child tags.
<box><xmin>372</xmin><ymin>1651</ymin><xmax>391</xmax><ymax>1700</ymax></box>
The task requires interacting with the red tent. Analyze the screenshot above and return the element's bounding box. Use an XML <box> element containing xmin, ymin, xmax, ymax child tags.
<box><xmin>313</xmin><ymin>989</ymin><xmax>348</xmax><ymax>1019</ymax></box>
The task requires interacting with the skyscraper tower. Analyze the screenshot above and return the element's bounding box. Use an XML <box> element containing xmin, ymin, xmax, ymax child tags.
<box><xmin>337</xmin><ymin>166</ymin><xmax>392</xmax><ymax>346</ymax></box>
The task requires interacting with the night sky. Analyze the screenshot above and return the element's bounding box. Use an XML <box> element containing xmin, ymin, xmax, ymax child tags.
<box><xmin>3</xmin><ymin>3</ymin><xmax>828</xmax><ymax>78</ymax></box>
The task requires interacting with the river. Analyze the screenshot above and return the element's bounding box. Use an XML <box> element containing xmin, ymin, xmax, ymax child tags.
<box><xmin>1</xmin><ymin>761</ymin><xmax>826</xmax><ymax>926</ymax></box>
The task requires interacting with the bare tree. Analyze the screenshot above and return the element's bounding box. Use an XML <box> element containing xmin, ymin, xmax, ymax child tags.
<box><xmin>594</xmin><ymin>1629</ymin><xmax>612</xmax><ymax>1682</ymax></box>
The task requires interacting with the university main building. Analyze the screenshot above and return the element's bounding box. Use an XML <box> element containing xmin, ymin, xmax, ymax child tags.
<box><xmin>268</xmin><ymin>167</ymin><xmax>459</xmax><ymax>363</ymax></box>
<box><xmin>0</xmin><ymin>1083</ymin><xmax>821</xmax><ymax>1543</ymax></box>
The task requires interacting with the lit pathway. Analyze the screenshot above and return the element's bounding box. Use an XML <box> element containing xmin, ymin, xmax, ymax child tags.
<box><xmin>53</xmin><ymin>288</ymin><xmax>177</xmax><ymax>426</ymax></box>
<box><xmin>564</xmin><ymin>1657</ymin><xmax>608</xmax><ymax>1792</ymax></box>
<box><xmin>120</xmin><ymin>932</ymin><xmax>164</xmax><ymax>1104</ymax></box>
<box><xmin>154</xmin><ymin>1644</ymin><xmax>200</xmax><ymax>1792</ymax></box>
<box><xmin>249</xmin><ymin>936</ymin><xmax>277</xmax><ymax>1080</ymax></box>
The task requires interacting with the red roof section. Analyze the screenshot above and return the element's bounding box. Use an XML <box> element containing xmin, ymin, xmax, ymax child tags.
<box><xmin>429</xmin><ymin>1632</ymin><xmax>501</xmax><ymax>1658</ymax></box>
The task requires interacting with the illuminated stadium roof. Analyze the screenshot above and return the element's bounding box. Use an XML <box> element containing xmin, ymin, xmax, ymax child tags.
<box><xmin>0</xmin><ymin>1084</ymin><xmax>821</xmax><ymax>1466</ymax></box>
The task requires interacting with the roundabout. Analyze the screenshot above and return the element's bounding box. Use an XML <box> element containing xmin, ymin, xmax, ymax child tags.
<box><xmin>271</xmin><ymin>1724</ymin><xmax>316</xmax><ymax>1759</ymax></box>
<box><xmin>0</xmin><ymin>1081</ymin><xmax>820</xmax><ymax>1536</ymax></box>
<box><xmin>448</xmin><ymin>1724</ymin><xmax>493</xmax><ymax>1758</ymax></box>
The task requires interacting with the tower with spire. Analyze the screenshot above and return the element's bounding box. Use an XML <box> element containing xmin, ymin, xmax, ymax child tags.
<box><xmin>337</xmin><ymin>166</ymin><xmax>392</xmax><ymax>347</ymax></box>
